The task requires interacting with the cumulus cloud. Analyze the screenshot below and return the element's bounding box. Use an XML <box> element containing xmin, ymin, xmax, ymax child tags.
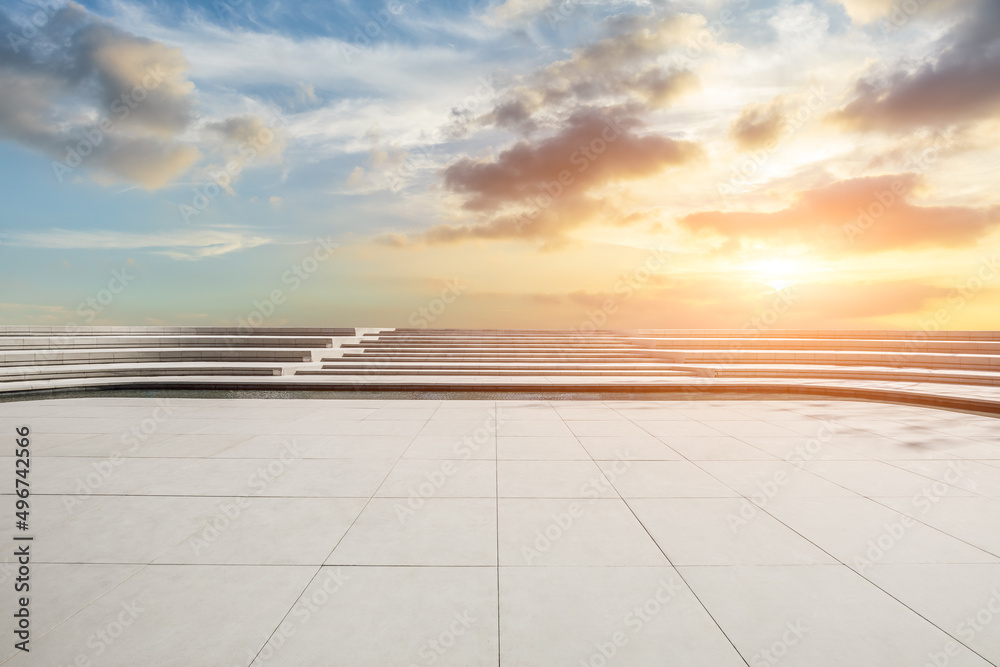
<box><xmin>680</xmin><ymin>174</ymin><xmax>1000</xmax><ymax>254</ymax></box>
<box><xmin>207</xmin><ymin>114</ymin><xmax>286</xmax><ymax>161</ymax></box>
<box><xmin>465</xmin><ymin>14</ymin><xmax>703</xmax><ymax>136</ymax></box>
<box><xmin>831</xmin><ymin>0</ymin><xmax>1000</xmax><ymax>130</ymax></box>
<box><xmin>0</xmin><ymin>2</ymin><xmax>199</xmax><ymax>189</ymax></box>
<box><xmin>836</xmin><ymin>0</ymin><xmax>957</xmax><ymax>23</ymax></box>
<box><xmin>730</xmin><ymin>97</ymin><xmax>787</xmax><ymax>151</ymax></box>
<box><xmin>835</xmin><ymin>0</ymin><xmax>899</xmax><ymax>23</ymax></box>
<box><xmin>417</xmin><ymin>107</ymin><xmax>701</xmax><ymax>243</ymax></box>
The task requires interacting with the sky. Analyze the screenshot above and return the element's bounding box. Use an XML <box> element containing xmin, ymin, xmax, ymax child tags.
<box><xmin>1</xmin><ymin>0</ymin><xmax>999</xmax><ymax>330</ymax></box>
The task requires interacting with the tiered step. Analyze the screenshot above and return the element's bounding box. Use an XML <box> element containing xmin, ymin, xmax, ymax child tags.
<box><xmin>293</xmin><ymin>329</ymin><xmax>1000</xmax><ymax>387</ymax></box>
<box><xmin>0</xmin><ymin>348</ymin><xmax>314</xmax><ymax>368</ymax></box>
<box><xmin>299</xmin><ymin>330</ymin><xmax>700</xmax><ymax>378</ymax></box>
<box><xmin>0</xmin><ymin>335</ymin><xmax>335</xmax><ymax>350</ymax></box>
<box><xmin>4</xmin><ymin>328</ymin><xmax>1000</xmax><ymax>416</ymax></box>
<box><xmin>0</xmin><ymin>327</ymin><xmax>357</xmax><ymax>385</ymax></box>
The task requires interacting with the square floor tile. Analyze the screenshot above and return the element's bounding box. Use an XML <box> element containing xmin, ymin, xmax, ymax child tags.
<box><xmin>499</xmin><ymin>567</ymin><xmax>745</xmax><ymax>666</ymax></box>
<box><xmin>249</xmin><ymin>566</ymin><xmax>498</xmax><ymax>667</ymax></box>
<box><xmin>498</xmin><ymin>461</ymin><xmax>615</xmax><ymax>498</ymax></box>
<box><xmin>261</xmin><ymin>458</ymin><xmax>396</xmax><ymax>497</ymax></box>
<box><xmin>629</xmin><ymin>498</ymin><xmax>835</xmax><ymax>565</ymax></box>
<box><xmin>498</xmin><ymin>498</ymin><xmax>667</xmax><ymax>566</ymax></box>
<box><xmin>327</xmin><ymin>498</ymin><xmax>497</xmax><ymax>566</ymax></box>
<box><xmin>596</xmin><ymin>461</ymin><xmax>739</xmax><ymax>498</ymax></box>
<box><xmin>375</xmin><ymin>459</ymin><xmax>496</xmax><ymax>497</ymax></box>
<box><xmin>155</xmin><ymin>497</ymin><xmax>367</xmax><ymax>565</ymax></box>
<box><xmin>680</xmin><ymin>564</ymin><xmax>994</xmax><ymax>667</ymax></box>
<box><xmin>496</xmin><ymin>436</ymin><xmax>590</xmax><ymax>460</ymax></box>
<box><xmin>3</xmin><ymin>564</ymin><xmax>316</xmax><ymax>667</ymax></box>
<box><xmin>577</xmin><ymin>435</ymin><xmax>682</xmax><ymax>461</ymax></box>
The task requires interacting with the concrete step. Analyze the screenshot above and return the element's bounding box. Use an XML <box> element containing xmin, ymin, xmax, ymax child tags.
<box><xmin>0</xmin><ymin>326</ymin><xmax>357</xmax><ymax>336</ymax></box>
<box><xmin>345</xmin><ymin>342</ymin><xmax>641</xmax><ymax>349</ymax></box>
<box><xmin>343</xmin><ymin>352</ymin><xmax>656</xmax><ymax>357</ymax></box>
<box><xmin>1</xmin><ymin>364</ymin><xmax>283</xmax><ymax>382</ymax></box>
<box><xmin>699</xmin><ymin>364</ymin><xmax>1000</xmax><ymax>387</ymax></box>
<box><xmin>0</xmin><ymin>336</ymin><xmax>334</xmax><ymax>350</ymax></box>
<box><xmin>631</xmin><ymin>338</ymin><xmax>1000</xmax><ymax>354</ymax></box>
<box><xmin>319</xmin><ymin>362</ymin><xmax>695</xmax><ymax>371</ymax></box>
<box><xmin>654</xmin><ymin>349</ymin><xmax>1000</xmax><ymax>371</ymax></box>
<box><xmin>0</xmin><ymin>348</ymin><xmax>313</xmax><ymax>367</ymax></box>
<box><xmin>298</xmin><ymin>368</ymin><xmax>697</xmax><ymax>377</ymax></box>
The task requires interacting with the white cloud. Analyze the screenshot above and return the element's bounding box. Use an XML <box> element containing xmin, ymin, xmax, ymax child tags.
<box><xmin>5</xmin><ymin>228</ymin><xmax>274</xmax><ymax>260</ymax></box>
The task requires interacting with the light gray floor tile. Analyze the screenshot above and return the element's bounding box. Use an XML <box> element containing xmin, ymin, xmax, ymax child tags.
<box><xmin>155</xmin><ymin>497</ymin><xmax>367</xmax><ymax>565</ymax></box>
<box><xmin>249</xmin><ymin>566</ymin><xmax>498</xmax><ymax>667</ymax></box>
<box><xmin>629</xmin><ymin>498</ymin><xmax>836</xmax><ymax>565</ymax></box>
<box><xmin>597</xmin><ymin>461</ymin><xmax>739</xmax><ymax>498</ymax></box>
<box><xmin>498</xmin><ymin>498</ymin><xmax>668</xmax><ymax>566</ymax></box>
<box><xmin>496</xmin><ymin>436</ymin><xmax>590</xmax><ymax>460</ymax></box>
<box><xmin>681</xmin><ymin>564</ymin><xmax>994</xmax><ymax>667</ymax></box>
<box><xmin>327</xmin><ymin>498</ymin><xmax>497</xmax><ymax>566</ymax></box>
<box><xmin>375</xmin><ymin>458</ymin><xmax>496</xmax><ymax>497</ymax></box>
<box><xmin>2</xmin><ymin>564</ymin><xmax>316</xmax><ymax>667</ymax></box>
<box><xmin>499</xmin><ymin>567</ymin><xmax>745</xmax><ymax>666</ymax></box>
<box><xmin>576</xmin><ymin>435</ymin><xmax>682</xmax><ymax>460</ymax></box>
<box><xmin>497</xmin><ymin>460</ymin><xmax>615</xmax><ymax>498</ymax></box>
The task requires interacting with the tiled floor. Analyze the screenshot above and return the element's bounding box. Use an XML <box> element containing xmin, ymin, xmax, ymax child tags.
<box><xmin>1</xmin><ymin>397</ymin><xmax>999</xmax><ymax>666</ymax></box>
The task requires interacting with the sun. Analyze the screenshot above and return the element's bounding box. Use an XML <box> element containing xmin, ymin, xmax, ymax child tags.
<box><xmin>747</xmin><ymin>257</ymin><xmax>803</xmax><ymax>291</ymax></box>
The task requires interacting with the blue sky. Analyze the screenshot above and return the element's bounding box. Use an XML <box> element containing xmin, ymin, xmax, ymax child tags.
<box><xmin>2</xmin><ymin>0</ymin><xmax>999</xmax><ymax>329</ymax></box>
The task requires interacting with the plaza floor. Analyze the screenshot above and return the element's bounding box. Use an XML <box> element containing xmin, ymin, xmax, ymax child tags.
<box><xmin>2</xmin><ymin>396</ymin><xmax>999</xmax><ymax>666</ymax></box>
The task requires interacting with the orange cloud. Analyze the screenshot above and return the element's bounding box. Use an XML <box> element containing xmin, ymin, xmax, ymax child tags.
<box><xmin>730</xmin><ymin>98</ymin><xmax>786</xmax><ymax>151</ymax></box>
<box><xmin>421</xmin><ymin>108</ymin><xmax>701</xmax><ymax>243</ymax></box>
<box><xmin>680</xmin><ymin>174</ymin><xmax>1000</xmax><ymax>254</ymax></box>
